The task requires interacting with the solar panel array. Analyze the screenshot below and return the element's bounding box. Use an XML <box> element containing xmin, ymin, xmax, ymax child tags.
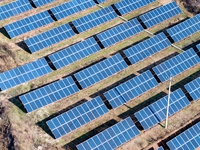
<box><xmin>97</xmin><ymin>18</ymin><xmax>144</xmax><ymax>48</ymax></box>
<box><xmin>4</xmin><ymin>11</ymin><xmax>54</xmax><ymax>38</ymax></box>
<box><xmin>74</xmin><ymin>54</ymin><xmax>128</xmax><ymax>89</ymax></box>
<box><xmin>24</xmin><ymin>23</ymin><xmax>75</xmax><ymax>53</ymax></box>
<box><xmin>157</xmin><ymin>146</ymin><xmax>164</xmax><ymax>150</ymax></box>
<box><xmin>184</xmin><ymin>77</ymin><xmax>200</xmax><ymax>101</ymax></box>
<box><xmin>167</xmin><ymin>122</ymin><xmax>200</xmax><ymax>150</ymax></box>
<box><xmin>197</xmin><ymin>43</ymin><xmax>200</xmax><ymax>52</ymax></box>
<box><xmin>114</xmin><ymin>0</ymin><xmax>156</xmax><ymax>15</ymax></box>
<box><xmin>32</xmin><ymin>0</ymin><xmax>54</xmax><ymax>7</ymax></box>
<box><xmin>167</xmin><ymin>14</ymin><xmax>200</xmax><ymax>42</ymax></box>
<box><xmin>135</xmin><ymin>89</ymin><xmax>190</xmax><ymax>130</ymax></box>
<box><xmin>48</xmin><ymin>37</ymin><xmax>101</xmax><ymax>70</ymax></box>
<box><xmin>139</xmin><ymin>2</ymin><xmax>182</xmax><ymax>28</ymax></box>
<box><xmin>124</xmin><ymin>32</ymin><xmax>171</xmax><ymax>65</ymax></box>
<box><xmin>153</xmin><ymin>48</ymin><xmax>200</xmax><ymax>82</ymax></box>
<box><xmin>96</xmin><ymin>0</ymin><xmax>106</xmax><ymax>4</ymax></box>
<box><xmin>47</xmin><ymin>96</ymin><xmax>109</xmax><ymax>139</ymax></box>
<box><xmin>76</xmin><ymin>117</ymin><xmax>140</xmax><ymax>150</ymax></box>
<box><xmin>50</xmin><ymin>0</ymin><xmax>96</xmax><ymax>20</ymax></box>
<box><xmin>72</xmin><ymin>6</ymin><xmax>118</xmax><ymax>33</ymax></box>
<box><xmin>104</xmin><ymin>70</ymin><xmax>158</xmax><ymax>108</ymax></box>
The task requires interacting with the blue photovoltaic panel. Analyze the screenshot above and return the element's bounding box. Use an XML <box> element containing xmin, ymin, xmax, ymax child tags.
<box><xmin>124</xmin><ymin>32</ymin><xmax>171</xmax><ymax>65</ymax></box>
<box><xmin>197</xmin><ymin>44</ymin><xmax>200</xmax><ymax>52</ymax></box>
<box><xmin>167</xmin><ymin>14</ymin><xmax>200</xmax><ymax>42</ymax></box>
<box><xmin>19</xmin><ymin>76</ymin><xmax>79</xmax><ymax>113</ymax></box>
<box><xmin>77</xmin><ymin>117</ymin><xmax>140</xmax><ymax>150</ymax></box>
<box><xmin>104</xmin><ymin>70</ymin><xmax>158</xmax><ymax>109</ymax></box>
<box><xmin>48</xmin><ymin>37</ymin><xmax>101</xmax><ymax>70</ymax></box>
<box><xmin>97</xmin><ymin>18</ymin><xmax>144</xmax><ymax>48</ymax></box>
<box><xmin>72</xmin><ymin>6</ymin><xmax>117</xmax><ymax>33</ymax></box>
<box><xmin>184</xmin><ymin>77</ymin><xmax>200</xmax><ymax>101</ymax></box>
<box><xmin>4</xmin><ymin>11</ymin><xmax>54</xmax><ymax>38</ymax></box>
<box><xmin>24</xmin><ymin>23</ymin><xmax>75</xmax><ymax>53</ymax></box>
<box><xmin>74</xmin><ymin>54</ymin><xmax>128</xmax><ymax>89</ymax></box>
<box><xmin>32</xmin><ymin>0</ymin><xmax>54</xmax><ymax>7</ymax></box>
<box><xmin>135</xmin><ymin>89</ymin><xmax>190</xmax><ymax>130</ymax></box>
<box><xmin>47</xmin><ymin>96</ymin><xmax>109</xmax><ymax>139</ymax></box>
<box><xmin>0</xmin><ymin>58</ymin><xmax>52</xmax><ymax>91</ymax></box>
<box><xmin>0</xmin><ymin>0</ymin><xmax>32</xmax><ymax>21</ymax></box>
<box><xmin>50</xmin><ymin>0</ymin><xmax>96</xmax><ymax>20</ymax></box>
<box><xmin>114</xmin><ymin>0</ymin><xmax>156</xmax><ymax>15</ymax></box>
<box><xmin>97</xmin><ymin>0</ymin><xmax>106</xmax><ymax>3</ymax></box>
<box><xmin>167</xmin><ymin>122</ymin><xmax>200</xmax><ymax>150</ymax></box>
<box><xmin>157</xmin><ymin>146</ymin><xmax>164</xmax><ymax>150</ymax></box>
<box><xmin>153</xmin><ymin>48</ymin><xmax>200</xmax><ymax>82</ymax></box>
<box><xmin>139</xmin><ymin>2</ymin><xmax>182</xmax><ymax>28</ymax></box>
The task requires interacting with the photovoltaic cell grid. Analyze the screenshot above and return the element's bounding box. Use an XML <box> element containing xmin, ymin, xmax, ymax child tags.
<box><xmin>167</xmin><ymin>122</ymin><xmax>200</xmax><ymax>150</ymax></box>
<box><xmin>72</xmin><ymin>6</ymin><xmax>118</xmax><ymax>33</ymax></box>
<box><xmin>124</xmin><ymin>32</ymin><xmax>171</xmax><ymax>65</ymax></box>
<box><xmin>157</xmin><ymin>146</ymin><xmax>164</xmax><ymax>150</ymax></box>
<box><xmin>197</xmin><ymin>43</ymin><xmax>200</xmax><ymax>52</ymax></box>
<box><xmin>74</xmin><ymin>54</ymin><xmax>128</xmax><ymax>89</ymax></box>
<box><xmin>32</xmin><ymin>0</ymin><xmax>54</xmax><ymax>7</ymax></box>
<box><xmin>50</xmin><ymin>0</ymin><xmax>96</xmax><ymax>20</ymax></box>
<box><xmin>104</xmin><ymin>70</ymin><xmax>158</xmax><ymax>109</ymax></box>
<box><xmin>96</xmin><ymin>0</ymin><xmax>106</xmax><ymax>4</ymax></box>
<box><xmin>47</xmin><ymin>96</ymin><xmax>109</xmax><ymax>139</ymax></box>
<box><xmin>48</xmin><ymin>37</ymin><xmax>101</xmax><ymax>70</ymax></box>
<box><xmin>24</xmin><ymin>23</ymin><xmax>75</xmax><ymax>53</ymax></box>
<box><xmin>0</xmin><ymin>0</ymin><xmax>32</xmax><ymax>21</ymax></box>
<box><xmin>4</xmin><ymin>11</ymin><xmax>54</xmax><ymax>38</ymax></box>
<box><xmin>153</xmin><ymin>48</ymin><xmax>200</xmax><ymax>82</ymax></box>
<box><xmin>135</xmin><ymin>89</ymin><xmax>190</xmax><ymax>130</ymax></box>
<box><xmin>184</xmin><ymin>77</ymin><xmax>200</xmax><ymax>101</ymax></box>
<box><xmin>77</xmin><ymin>117</ymin><xmax>140</xmax><ymax>150</ymax></box>
<box><xmin>114</xmin><ymin>0</ymin><xmax>156</xmax><ymax>15</ymax></box>
<box><xmin>167</xmin><ymin>14</ymin><xmax>200</xmax><ymax>42</ymax></box>
<box><xmin>97</xmin><ymin>18</ymin><xmax>144</xmax><ymax>48</ymax></box>
<box><xmin>0</xmin><ymin>58</ymin><xmax>52</xmax><ymax>91</ymax></box>
<box><xmin>139</xmin><ymin>2</ymin><xmax>182</xmax><ymax>28</ymax></box>
<box><xmin>19</xmin><ymin>76</ymin><xmax>79</xmax><ymax>113</ymax></box>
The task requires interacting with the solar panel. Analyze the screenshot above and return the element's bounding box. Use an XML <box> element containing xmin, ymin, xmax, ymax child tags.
<box><xmin>0</xmin><ymin>58</ymin><xmax>52</xmax><ymax>91</ymax></box>
<box><xmin>32</xmin><ymin>0</ymin><xmax>54</xmax><ymax>7</ymax></box>
<box><xmin>124</xmin><ymin>32</ymin><xmax>171</xmax><ymax>65</ymax></box>
<box><xmin>197</xmin><ymin>43</ymin><xmax>200</xmax><ymax>52</ymax></box>
<box><xmin>167</xmin><ymin>122</ymin><xmax>200</xmax><ymax>150</ymax></box>
<box><xmin>157</xmin><ymin>146</ymin><xmax>164</xmax><ymax>150</ymax></box>
<box><xmin>74</xmin><ymin>54</ymin><xmax>128</xmax><ymax>89</ymax></box>
<box><xmin>24</xmin><ymin>23</ymin><xmax>75</xmax><ymax>53</ymax></box>
<box><xmin>50</xmin><ymin>0</ymin><xmax>96</xmax><ymax>20</ymax></box>
<box><xmin>76</xmin><ymin>117</ymin><xmax>140</xmax><ymax>150</ymax></box>
<box><xmin>135</xmin><ymin>89</ymin><xmax>190</xmax><ymax>130</ymax></box>
<box><xmin>97</xmin><ymin>18</ymin><xmax>144</xmax><ymax>48</ymax></box>
<box><xmin>167</xmin><ymin>14</ymin><xmax>200</xmax><ymax>42</ymax></box>
<box><xmin>19</xmin><ymin>76</ymin><xmax>79</xmax><ymax>113</ymax></box>
<box><xmin>104</xmin><ymin>70</ymin><xmax>158</xmax><ymax>109</ymax></box>
<box><xmin>96</xmin><ymin>0</ymin><xmax>106</xmax><ymax>4</ymax></box>
<box><xmin>72</xmin><ymin>6</ymin><xmax>118</xmax><ymax>33</ymax></box>
<box><xmin>0</xmin><ymin>0</ymin><xmax>33</xmax><ymax>21</ymax></box>
<box><xmin>139</xmin><ymin>2</ymin><xmax>182</xmax><ymax>28</ymax></box>
<box><xmin>48</xmin><ymin>37</ymin><xmax>101</xmax><ymax>70</ymax></box>
<box><xmin>46</xmin><ymin>96</ymin><xmax>109</xmax><ymax>139</ymax></box>
<box><xmin>184</xmin><ymin>77</ymin><xmax>200</xmax><ymax>101</ymax></box>
<box><xmin>4</xmin><ymin>11</ymin><xmax>54</xmax><ymax>38</ymax></box>
<box><xmin>114</xmin><ymin>0</ymin><xmax>156</xmax><ymax>15</ymax></box>
<box><xmin>153</xmin><ymin>48</ymin><xmax>200</xmax><ymax>82</ymax></box>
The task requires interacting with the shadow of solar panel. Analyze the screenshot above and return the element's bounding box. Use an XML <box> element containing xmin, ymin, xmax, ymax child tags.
<box><xmin>167</xmin><ymin>122</ymin><xmax>200</xmax><ymax>150</ymax></box>
<box><xmin>104</xmin><ymin>70</ymin><xmax>158</xmax><ymax>109</ymax></box>
<box><xmin>50</xmin><ymin>0</ymin><xmax>96</xmax><ymax>20</ymax></box>
<box><xmin>197</xmin><ymin>44</ymin><xmax>200</xmax><ymax>52</ymax></box>
<box><xmin>48</xmin><ymin>37</ymin><xmax>101</xmax><ymax>70</ymax></box>
<box><xmin>24</xmin><ymin>23</ymin><xmax>75</xmax><ymax>53</ymax></box>
<box><xmin>139</xmin><ymin>2</ymin><xmax>182</xmax><ymax>28</ymax></box>
<box><xmin>135</xmin><ymin>89</ymin><xmax>190</xmax><ymax>130</ymax></box>
<box><xmin>167</xmin><ymin>14</ymin><xmax>200</xmax><ymax>42</ymax></box>
<box><xmin>96</xmin><ymin>0</ymin><xmax>106</xmax><ymax>3</ymax></box>
<box><xmin>153</xmin><ymin>48</ymin><xmax>200</xmax><ymax>82</ymax></box>
<box><xmin>72</xmin><ymin>6</ymin><xmax>117</xmax><ymax>33</ymax></box>
<box><xmin>32</xmin><ymin>0</ymin><xmax>54</xmax><ymax>7</ymax></box>
<box><xmin>124</xmin><ymin>32</ymin><xmax>171</xmax><ymax>65</ymax></box>
<box><xmin>184</xmin><ymin>77</ymin><xmax>200</xmax><ymax>101</ymax></box>
<box><xmin>46</xmin><ymin>96</ymin><xmax>108</xmax><ymax>139</ymax></box>
<box><xmin>19</xmin><ymin>76</ymin><xmax>79</xmax><ymax>113</ymax></box>
<box><xmin>97</xmin><ymin>18</ymin><xmax>144</xmax><ymax>48</ymax></box>
<box><xmin>4</xmin><ymin>11</ymin><xmax>54</xmax><ymax>38</ymax></box>
<box><xmin>157</xmin><ymin>146</ymin><xmax>164</xmax><ymax>150</ymax></box>
<box><xmin>74</xmin><ymin>54</ymin><xmax>128</xmax><ymax>89</ymax></box>
<box><xmin>77</xmin><ymin>117</ymin><xmax>140</xmax><ymax>150</ymax></box>
<box><xmin>0</xmin><ymin>0</ymin><xmax>32</xmax><ymax>21</ymax></box>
